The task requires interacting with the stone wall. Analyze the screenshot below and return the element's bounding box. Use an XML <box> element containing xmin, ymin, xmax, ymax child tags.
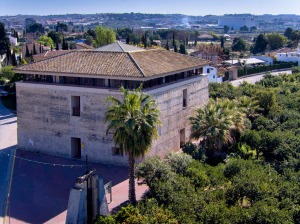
<box><xmin>16</xmin><ymin>76</ymin><xmax>209</xmax><ymax>166</ymax></box>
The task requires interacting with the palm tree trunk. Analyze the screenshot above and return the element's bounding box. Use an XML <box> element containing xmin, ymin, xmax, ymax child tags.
<box><xmin>128</xmin><ymin>152</ymin><xmax>137</xmax><ymax>205</ymax></box>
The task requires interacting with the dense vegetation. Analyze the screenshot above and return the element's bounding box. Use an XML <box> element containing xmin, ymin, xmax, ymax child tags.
<box><xmin>96</xmin><ymin>73</ymin><xmax>300</xmax><ymax>223</ymax></box>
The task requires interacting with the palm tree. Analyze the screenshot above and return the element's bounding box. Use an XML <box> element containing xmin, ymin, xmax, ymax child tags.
<box><xmin>238</xmin><ymin>96</ymin><xmax>260</xmax><ymax>121</ymax></box>
<box><xmin>105</xmin><ymin>86</ymin><xmax>160</xmax><ymax>204</ymax></box>
<box><xmin>189</xmin><ymin>98</ymin><xmax>245</xmax><ymax>156</ymax></box>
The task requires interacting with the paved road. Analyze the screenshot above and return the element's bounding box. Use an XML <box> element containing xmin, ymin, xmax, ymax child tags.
<box><xmin>0</xmin><ymin>98</ymin><xmax>17</xmax><ymax>224</ymax></box>
<box><xmin>230</xmin><ymin>70</ymin><xmax>292</xmax><ymax>86</ymax></box>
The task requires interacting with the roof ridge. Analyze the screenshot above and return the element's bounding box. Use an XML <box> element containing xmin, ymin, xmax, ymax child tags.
<box><xmin>127</xmin><ymin>52</ymin><xmax>145</xmax><ymax>77</ymax></box>
<box><xmin>117</xmin><ymin>41</ymin><xmax>125</xmax><ymax>52</ymax></box>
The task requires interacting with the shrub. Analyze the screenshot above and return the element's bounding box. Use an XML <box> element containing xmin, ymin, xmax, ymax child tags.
<box><xmin>136</xmin><ymin>157</ymin><xmax>173</xmax><ymax>188</ymax></box>
<box><xmin>166</xmin><ymin>152</ymin><xmax>193</xmax><ymax>175</ymax></box>
<box><xmin>182</xmin><ymin>142</ymin><xmax>206</xmax><ymax>161</ymax></box>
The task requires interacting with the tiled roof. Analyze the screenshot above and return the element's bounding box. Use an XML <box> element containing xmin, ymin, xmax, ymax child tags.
<box><xmin>94</xmin><ymin>41</ymin><xmax>144</xmax><ymax>52</ymax></box>
<box><xmin>15</xmin><ymin>48</ymin><xmax>209</xmax><ymax>78</ymax></box>
<box><xmin>33</xmin><ymin>50</ymin><xmax>72</xmax><ymax>62</ymax></box>
<box><xmin>130</xmin><ymin>50</ymin><xmax>209</xmax><ymax>77</ymax></box>
<box><xmin>76</xmin><ymin>43</ymin><xmax>94</xmax><ymax>49</ymax></box>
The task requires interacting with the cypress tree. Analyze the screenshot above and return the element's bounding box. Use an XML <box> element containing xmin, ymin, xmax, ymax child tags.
<box><xmin>56</xmin><ymin>42</ymin><xmax>59</xmax><ymax>50</ymax></box>
<box><xmin>172</xmin><ymin>32</ymin><xmax>175</xmax><ymax>47</ymax></box>
<box><xmin>126</xmin><ymin>35</ymin><xmax>130</xmax><ymax>44</ymax></box>
<box><xmin>220</xmin><ymin>36</ymin><xmax>225</xmax><ymax>48</ymax></box>
<box><xmin>6</xmin><ymin>47</ymin><xmax>11</xmax><ymax>65</ymax></box>
<box><xmin>25</xmin><ymin>45</ymin><xmax>30</xmax><ymax>57</ymax></box>
<box><xmin>33</xmin><ymin>44</ymin><xmax>37</xmax><ymax>55</ymax></box>
<box><xmin>165</xmin><ymin>40</ymin><xmax>170</xmax><ymax>50</ymax></box>
<box><xmin>62</xmin><ymin>37</ymin><xmax>65</xmax><ymax>50</ymax></box>
<box><xmin>174</xmin><ymin>44</ymin><xmax>178</xmax><ymax>53</ymax></box>
<box><xmin>179</xmin><ymin>44</ymin><xmax>186</xmax><ymax>54</ymax></box>
<box><xmin>39</xmin><ymin>43</ymin><xmax>42</xmax><ymax>53</ymax></box>
<box><xmin>143</xmin><ymin>33</ymin><xmax>148</xmax><ymax>48</ymax></box>
<box><xmin>11</xmin><ymin>52</ymin><xmax>17</xmax><ymax>66</ymax></box>
<box><xmin>185</xmin><ymin>36</ymin><xmax>189</xmax><ymax>46</ymax></box>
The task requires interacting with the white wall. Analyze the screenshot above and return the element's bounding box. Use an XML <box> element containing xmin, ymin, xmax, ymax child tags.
<box><xmin>276</xmin><ymin>51</ymin><xmax>300</xmax><ymax>65</ymax></box>
<box><xmin>203</xmin><ymin>66</ymin><xmax>223</xmax><ymax>83</ymax></box>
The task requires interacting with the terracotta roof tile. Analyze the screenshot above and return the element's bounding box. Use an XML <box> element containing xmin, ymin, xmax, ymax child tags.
<box><xmin>15</xmin><ymin>49</ymin><xmax>209</xmax><ymax>79</ymax></box>
<box><xmin>130</xmin><ymin>49</ymin><xmax>209</xmax><ymax>77</ymax></box>
<box><xmin>33</xmin><ymin>50</ymin><xmax>72</xmax><ymax>62</ymax></box>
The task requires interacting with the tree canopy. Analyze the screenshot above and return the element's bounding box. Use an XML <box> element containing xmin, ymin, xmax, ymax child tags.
<box><xmin>266</xmin><ymin>33</ymin><xmax>287</xmax><ymax>50</ymax></box>
<box><xmin>47</xmin><ymin>31</ymin><xmax>62</xmax><ymax>44</ymax></box>
<box><xmin>1</xmin><ymin>65</ymin><xmax>15</xmax><ymax>80</ymax></box>
<box><xmin>0</xmin><ymin>22</ymin><xmax>10</xmax><ymax>55</ymax></box>
<box><xmin>92</xmin><ymin>26</ymin><xmax>116</xmax><ymax>48</ymax></box>
<box><xmin>26</xmin><ymin>23</ymin><xmax>44</xmax><ymax>33</ymax></box>
<box><xmin>232</xmin><ymin>37</ymin><xmax>247</xmax><ymax>51</ymax></box>
<box><xmin>37</xmin><ymin>35</ymin><xmax>54</xmax><ymax>49</ymax></box>
<box><xmin>252</xmin><ymin>34</ymin><xmax>268</xmax><ymax>54</ymax></box>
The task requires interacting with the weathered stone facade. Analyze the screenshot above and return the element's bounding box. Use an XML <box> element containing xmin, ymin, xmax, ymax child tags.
<box><xmin>16</xmin><ymin>75</ymin><xmax>209</xmax><ymax>166</ymax></box>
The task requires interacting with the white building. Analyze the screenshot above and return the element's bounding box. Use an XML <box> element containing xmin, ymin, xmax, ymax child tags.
<box><xmin>9</xmin><ymin>36</ymin><xmax>18</xmax><ymax>46</ymax></box>
<box><xmin>203</xmin><ymin>66</ymin><xmax>222</xmax><ymax>83</ymax></box>
<box><xmin>276</xmin><ymin>49</ymin><xmax>300</xmax><ymax>65</ymax></box>
<box><xmin>218</xmin><ymin>17</ymin><xmax>256</xmax><ymax>30</ymax></box>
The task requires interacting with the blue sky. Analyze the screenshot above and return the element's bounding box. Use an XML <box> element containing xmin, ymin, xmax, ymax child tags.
<box><xmin>1</xmin><ymin>0</ymin><xmax>300</xmax><ymax>16</ymax></box>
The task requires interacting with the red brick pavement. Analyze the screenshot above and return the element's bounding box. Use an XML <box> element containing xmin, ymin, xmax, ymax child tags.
<box><xmin>6</xmin><ymin>150</ymin><xmax>148</xmax><ymax>224</ymax></box>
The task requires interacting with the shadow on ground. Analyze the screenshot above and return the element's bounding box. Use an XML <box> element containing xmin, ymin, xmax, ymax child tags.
<box><xmin>9</xmin><ymin>149</ymin><xmax>128</xmax><ymax>224</ymax></box>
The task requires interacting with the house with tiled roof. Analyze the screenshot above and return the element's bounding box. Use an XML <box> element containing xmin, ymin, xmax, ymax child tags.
<box><xmin>15</xmin><ymin>42</ymin><xmax>210</xmax><ymax>166</ymax></box>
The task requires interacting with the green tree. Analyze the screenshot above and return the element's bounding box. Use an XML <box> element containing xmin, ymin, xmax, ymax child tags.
<box><xmin>11</xmin><ymin>52</ymin><xmax>17</xmax><ymax>66</ymax></box>
<box><xmin>224</xmin><ymin>25</ymin><xmax>230</xmax><ymax>34</ymax></box>
<box><xmin>105</xmin><ymin>86</ymin><xmax>160</xmax><ymax>204</ymax></box>
<box><xmin>172</xmin><ymin>32</ymin><xmax>176</xmax><ymax>47</ymax></box>
<box><xmin>56</xmin><ymin>22</ymin><xmax>68</xmax><ymax>32</ymax></box>
<box><xmin>174</xmin><ymin>44</ymin><xmax>178</xmax><ymax>52</ymax></box>
<box><xmin>26</xmin><ymin>23</ymin><xmax>44</xmax><ymax>33</ymax></box>
<box><xmin>220</xmin><ymin>36</ymin><xmax>225</xmax><ymax>48</ymax></box>
<box><xmin>48</xmin><ymin>31</ymin><xmax>62</xmax><ymax>44</ymax></box>
<box><xmin>189</xmin><ymin>99</ymin><xmax>245</xmax><ymax>156</ymax></box>
<box><xmin>250</xmin><ymin>26</ymin><xmax>257</xmax><ymax>33</ymax></box>
<box><xmin>240</xmin><ymin>26</ymin><xmax>249</xmax><ymax>32</ymax></box>
<box><xmin>92</xmin><ymin>26</ymin><xmax>116</xmax><ymax>48</ymax></box>
<box><xmin>32</xmin><ymin>44</ymin><xmax>37</xmax><ymax>55</ymax></box>
<box><xmin>232</xmin><ymin>37</ymin><xmax>247</xmax><ymax>51</ymax></box>
<box><xmin>165</xmin><ymin>40</ymin><xmax>170</xmax><ymax>50</ymax></box>
<box><xmin>266</xmin><ymin>33</ymin><xmax>287</xmax><ymax>50</ymax></box>
<box><xmin>291</xmin><ymin>30</ymin><xmax>300</xmax><ymax>47</ymax></box>
<box><xmin>25</xmin><ymin>44</ymin><xmax>30</xmax><ymax>57</ymax></box>
<box><xmin>284</xmin><ymin>27</ymin><xmax>293</xmax><ymax>40</ymax></box>
<box><xmin>238</xmin><ymin>96</ymin><xmax>260</xmax><ymax>120</ymax></box>
<box><xmin>179</xmin><ymin>44</ymin><xmax>186</xmax><ymax>54</ymax></box>
<box><xmin>252</xmin><ymin>34</ymin><xmax>268</xmax><ymax>54</ymax></box>
<box><xmin>0</xmin><ymin>22</ymin><xmax>10</xmax><ymax>55</ymax></box>
<box><xmin>1</xmin><ymin>65</ymin><xmax>15</xmax><ymax>80</ymax></box>
<box><xmin>194</xmin><ymin>31</ymin><xmax>198</xmax><ymax>46</ymax></box>
<box><xmin>55</xmin><ymin>42</ymin><xmax>59</xmax><ymax>50</ymax></box>
<box><xmin>37</xmin><ymin>35</ymin><xmax>54</xmax><ymax>49</ymax></box>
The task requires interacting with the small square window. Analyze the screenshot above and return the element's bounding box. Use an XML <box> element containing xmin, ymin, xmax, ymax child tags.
<box><xmin>112</xmin><ymin>147</ymin><xmax>123</xmax><ymax>156</ymax></box>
